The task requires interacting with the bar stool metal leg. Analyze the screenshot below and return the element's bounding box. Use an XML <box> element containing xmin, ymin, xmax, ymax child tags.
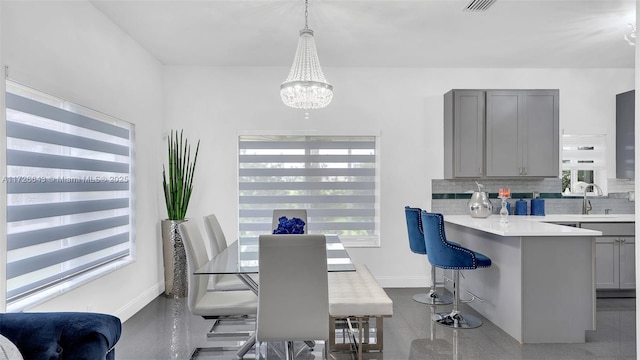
<box><xmin>413</xmin><ymin>265</ymin><xmax>453</xmax><ymax>305</ymax></box>
<box><xmin>432</xmin><ymin>270</ymin><xmax>482</xmax><ymax>329</ymax></box>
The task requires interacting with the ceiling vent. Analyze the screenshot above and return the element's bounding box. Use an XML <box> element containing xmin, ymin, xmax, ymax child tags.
<box><xmin>463</xmin><ymin>0</ymin><xmax>497</xmax><ymax>11</ymax></box>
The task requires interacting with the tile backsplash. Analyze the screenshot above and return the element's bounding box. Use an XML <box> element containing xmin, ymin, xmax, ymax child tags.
<box><xmin>431</xmin><ymin>178</ymin><xmax>635</xmax><ymax>215</ymax></box>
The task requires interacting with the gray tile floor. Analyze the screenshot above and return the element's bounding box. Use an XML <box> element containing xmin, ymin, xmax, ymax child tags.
<box><xmin>116</xmin><ymin>288</ymin><xmax>636</xmax><ymax>360</ymax></box>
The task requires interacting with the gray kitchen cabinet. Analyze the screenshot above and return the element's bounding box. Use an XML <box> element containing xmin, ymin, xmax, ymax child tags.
<box><xmin>485</xmin><ymin>91</ymin><xmax>521</xmax><ymax>177</ymax></box>
<box><xmin>593</xmin><ymin>236</ymin><xmax>635</xmax><ymax>289</ymax></box>
<box><xmin>485</xmin><ymin>90</ymin><xmax>559</xmax><ymax>177</ymax></box>
<box><xmin>444</xmin><ymin>90</ymin><xmax>485</xmax><ymax>178</ymax></box>
<box><xmin>594</xmin><ymin>236</ymin><xmax>618</xmax><ymax>289</ymax></box>
<box><xmin>619</xmin><ymin>236</ymin><xmax>635</xmax><ymax>289</ymax></box>
<box><xmin>522</xmin><ymin>91</ymin><xmax>560</xmax><ymax>177</ymax></box>
<box><xmin>580</xmin><ymin>222</ymin><xmax>635</xmax><ymax>290</ymax></box>
<box><xmin>444</xmin><ymin>89</ymin><xmax>559</xmax><ymax>179</ymax></box>
<box><xmin>616</xmin><ymin>90</ymin><xmax>634</xmax><ymax>179</ymax></box>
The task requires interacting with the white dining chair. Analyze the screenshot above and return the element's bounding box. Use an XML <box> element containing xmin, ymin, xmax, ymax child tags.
<box><xmin>256</xmin><ymin>234</ymin><xmax>329</xmax><ymax>360</ymax></box>
<box><xmin>179</xmin><ymin>221</ymin><xmax>257</xmax><ymax>351</ymax></box>
<box><xmin>272</xmin><ymin>209</ymin><xmax>308</xmax><ymax>233</ymax></box>
<box><xmin>203</xmin><ymin>213</ymin><xmax>228</xmax><ymax>255</ymax></box>
<box><xmin>203</xmin><ymin>213</ymin><xmax>252</xmax><ymax>291</ymax></box>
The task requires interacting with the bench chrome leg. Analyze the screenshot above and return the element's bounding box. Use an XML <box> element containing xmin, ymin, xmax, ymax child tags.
<box><xmin>376</xmin><ymin>317</ymin><xmax>384</xmax><ymax>351</ymax></box>
<box><xmin>328</xmin><ymin>316</ymin><xmax>385</xmax><ymax>357</ymax></box>
<box><xmin>285</xmin><ymin>341</ymin><xmax>295</xmax><ymax>360</ymax></box>
<box><xmin>357</xmin><ymin>318</ymin><xmax>363</xmax><ymax>360</ymax></box>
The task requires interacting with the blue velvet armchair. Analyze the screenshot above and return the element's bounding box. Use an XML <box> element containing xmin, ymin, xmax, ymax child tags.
<box><xmin>0</xmin><ymin>312</ymin><xmax>121</xmax><ymax>360</ymax></box>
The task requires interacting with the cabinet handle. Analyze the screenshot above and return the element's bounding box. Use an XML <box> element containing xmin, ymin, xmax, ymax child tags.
<box><xmin>519</xmin><ymin>167</ymin><xmax>522</xmax><ymax>175</ymax></box>
<box><xmin>523</xmin><ymin>167</ymin><xmax>527</xmax><ymax>175</ymax></box>
<box><xmin>621</xmin><ymin>239</ymin><xmax>626</xmax><ymax>243</ymax></box>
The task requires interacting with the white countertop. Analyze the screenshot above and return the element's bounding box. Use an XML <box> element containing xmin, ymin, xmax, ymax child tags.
<box><xmin>443</xmin><ymin>215</ymin><xmax>606</xmax><ymax>237</ymax></box>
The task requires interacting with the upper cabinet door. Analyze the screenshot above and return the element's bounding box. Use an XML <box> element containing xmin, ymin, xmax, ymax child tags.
<box><xmin>485</xmin><ymin>90</ymin><xmax>523</xmax><ymax>177</ymax></box>
<box><xmin>616</xmin><ymin>90</ymin><xmax>635</xmax><ymax>179</ymax></box>
<box><xmin>522</xmin><ymin>90</ymin><xmax>559</xmax><ymax>177</ymax></box>
<box><xmin>485</xmin><ymin>89</ymin><xmax>559</xmax><ymax>178</ymax></box>
<box><xmin>444</xmin><ymin>90</ymin><xmax>485</xmax><ymax>178</ymax></box>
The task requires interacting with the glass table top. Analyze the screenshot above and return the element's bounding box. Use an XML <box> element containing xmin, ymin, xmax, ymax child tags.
<box><xmin>194</xmin><ymin>234</ymin><xmax>355</xmax><ymax>275</ymax></box>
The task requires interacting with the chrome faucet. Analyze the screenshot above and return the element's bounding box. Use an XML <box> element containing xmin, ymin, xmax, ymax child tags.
<box><xmin>582</xmin><ymin>183</ymin><xmax>603</xmax><ymax>215</ymax></box>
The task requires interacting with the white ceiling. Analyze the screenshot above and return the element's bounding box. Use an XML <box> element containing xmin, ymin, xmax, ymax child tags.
<box><xmin>90</xmin><ymin>0</ymin><xmax>636</xmax><ymax>68</ymax></box>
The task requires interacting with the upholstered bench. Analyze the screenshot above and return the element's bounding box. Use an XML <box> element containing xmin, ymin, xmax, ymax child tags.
<box><xmin>0</xmin><ymin>312</ymin><xmax>122</xmax><ymax>360</ymax></box>
<box><xmin>328</xmin><ymin>264</ymin><xmax>393</xmax><ymax>360</ymax></box>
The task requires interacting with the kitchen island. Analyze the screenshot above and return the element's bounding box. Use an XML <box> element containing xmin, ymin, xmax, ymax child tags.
<box><xmin>442</xmin><ymin>215</ymin><xmax>602</xmax><ymax>344</ymax></box>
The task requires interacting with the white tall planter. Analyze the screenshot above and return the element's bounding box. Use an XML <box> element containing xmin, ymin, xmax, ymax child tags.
<box><xmin>161</xmin><ymin>219</ymin><xmax>188</xmax><ymax>298</ymax></box>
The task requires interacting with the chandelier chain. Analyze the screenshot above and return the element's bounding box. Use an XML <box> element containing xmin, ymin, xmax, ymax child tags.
<box><xmin>304</xmin><ymin>0</ymin><xmax>309</xmax><ymax>30</ymax></box>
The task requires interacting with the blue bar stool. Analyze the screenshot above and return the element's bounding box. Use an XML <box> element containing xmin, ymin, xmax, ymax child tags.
<box><xmin>421</xmin><ymin>211</ymin><xmax>492</xmax><ymax>329</ymax></box>
<box><xmin>404</xmin><ymin>206</ymin><xmax>453</xmax><ymax>305</ymax></box>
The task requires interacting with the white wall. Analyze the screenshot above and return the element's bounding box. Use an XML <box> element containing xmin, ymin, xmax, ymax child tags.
<box><xmin>165</xmin><ymin>66</ymin><xmax>634</xmax><ymax>287</ymax></box>
<box><xmin>1</xmin><ymin>1</ymin><xmax>166</xmax><ymax>320</ymax></box>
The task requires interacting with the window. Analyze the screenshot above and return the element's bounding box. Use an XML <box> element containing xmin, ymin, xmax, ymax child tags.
<box><xmin>5</xmin><ymin>81</ymin><xmax>134</xmax><ymax>310</ymax></box>
<box><xmin>561</xmin><ymin>134</ymin><xmax>606</xmax><ymax>195</ymax></box>
<box><xmin>238</xmin><ymin>134</ymin><xmax>379</xmax><ymax>247</ymax></box>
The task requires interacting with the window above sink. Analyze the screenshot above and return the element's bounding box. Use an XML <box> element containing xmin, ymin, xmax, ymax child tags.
<box><xmin>562</xmin><ymin>134</ymin><xmax>607</xmax><ymax>196</ymax></box>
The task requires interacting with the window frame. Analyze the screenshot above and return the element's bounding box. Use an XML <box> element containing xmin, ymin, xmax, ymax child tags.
<box><xmin>4</xmin><ymin>80</ymin><xmax>135</xmax><ymax>312</ymax></box>
<box><xmin>237</xmin><ymin>130</ymin><xmax>381</xmax><ymax>248</ymax></box>
<box><xmin>561</xmin><ymin>133</ymin><xmax>607</xmax><ymax>196</ymax></box>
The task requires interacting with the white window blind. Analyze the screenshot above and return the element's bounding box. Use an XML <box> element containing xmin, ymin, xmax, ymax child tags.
<box><xmin>238</xmin><ymin>135</ymin><xmax>379</xmax><ymax>247</ymax></box>
<box><xmin>5</xmin><ymin>81</ymin><xmax>133</xmax><ymax>306</ymax></box>
<box><xmin>562</xmin><ymin>134</ymin><xmax>606</xmax><ymax>170</ymax></box>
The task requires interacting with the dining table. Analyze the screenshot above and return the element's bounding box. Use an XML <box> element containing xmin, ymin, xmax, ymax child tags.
<box><xmin>194</xmin><ymin>234</ymin><xmax>355</xmax><ymax>358</ymax></box>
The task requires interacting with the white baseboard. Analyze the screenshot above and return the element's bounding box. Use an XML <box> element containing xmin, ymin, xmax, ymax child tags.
<box><xmin>114</xmin><ymin>282</ymin><xmax>164</xmax><ymax>322</ymax></box>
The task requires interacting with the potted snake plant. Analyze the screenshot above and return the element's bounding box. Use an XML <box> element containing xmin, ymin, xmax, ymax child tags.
<box><xmin>161</xmin><ymin>129</ymin><xmax>199</xmax><ymax>298</ymax></box>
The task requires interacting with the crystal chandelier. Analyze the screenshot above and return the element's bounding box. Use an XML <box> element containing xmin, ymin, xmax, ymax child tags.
<box><xmin>280</xmin><ymin>0</ymin><xmax>333</xmax><ymax>113</ymax></box>
<box><xmin>624</xmin><ymin>23</ymin><xmax>636</xmax><ymax>46</ymax></box>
